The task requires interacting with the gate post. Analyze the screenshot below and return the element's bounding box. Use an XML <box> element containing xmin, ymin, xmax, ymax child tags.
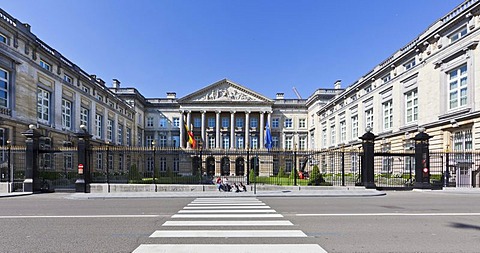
<box><xmin>75</xmin><ymin>125</ymin><xmax>92</xmax><ymax>193</ymax></box>
<box><xmin>413</xmin><ymin>127</ymin><xmax>432</xmax><ymax>189</ymax></box>
<box><xmin>21</xmin><ymin>124</ymin><xmax>41</xmax><ymax>192</ymax></box>
<box><xmin>360</xmin><ymin>127</ymin><xmax>376</xmax><ymax>189</ymax></box>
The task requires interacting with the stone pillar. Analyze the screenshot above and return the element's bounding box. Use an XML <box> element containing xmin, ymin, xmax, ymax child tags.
<box><xmin>413</xmin><ymin>128</ymin><xmax>432</xmax><ymax>189</ymax></box>
<box><xmin>230</xmin><ymin>111</ymin><xmax>235</xmax><ymax>149</ymax></box>
<box><xmin>179</xmin><ymin>110</ymin><xmax>184</xmax><ymax>148</ymax></box>
<box><xmin>75</xmin><ymin>125</ymin><xmax>92</xmax><ymax>193</ymax></box>
<box><xmin>259</xmin><ymin>111</ymin><xmax>265</xmax><ymax>148</ymax></box>
<box><xmin>245</xmin><ymin>111</ymin><xmax>250</xmax><ymax>149</ymax></box>
<box><xmin>21</xmin><ymin>125</ymin><xmax>41</xmax><ymax>192</ymax></box>
<box><xmin>215</xmin><ymin>110</ymin><xmax>221</xmax><ymax>148</ymax></box>
<box><xmin>359</xmin><ymin>127</ymin><xmax>376</xmax><ymax>189</ymax></box>
<box><xmin>201</xmin><ymin>110</ymin><xmax>206</xmax><ymax>143</ymax></box>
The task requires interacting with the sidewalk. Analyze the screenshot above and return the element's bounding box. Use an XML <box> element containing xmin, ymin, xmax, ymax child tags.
<box><xmin>0</xmin><ymin>192</ymin><xmax>32</xmax><ymax>198</ymax></box>
<box><xmin>67</xmin><ymin>186</ymin><xmax>386</xmax><ymax>199</ymax></box>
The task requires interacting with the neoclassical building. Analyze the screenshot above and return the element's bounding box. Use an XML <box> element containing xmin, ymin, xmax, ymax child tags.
<box><xmin>1</xmin><ymin>1</ymin><xmax>480</xmax><ymax>178</ymax></box>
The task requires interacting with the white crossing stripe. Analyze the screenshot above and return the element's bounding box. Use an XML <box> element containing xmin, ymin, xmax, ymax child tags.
<box><xmin>296</xmin><ymin>212</ymin><xmax>480</xmax><ymax>217</ymax></box>
<box><xmin>172</xmin><ymin>213</ymin><xmax>284</xmax><ymax>218</ymax></box>
<box><xmin>188</xmin><ymin>203</ymin><xmax>266</xmax><ymax>206</ymax></box>
<box><xmin>178</xmin><ymin>209</ymin><xmax>277</xmax><ymax>213</ymax></box>
<box><xmin>150</xmin><ymin>230</ymin><xmax>307</xmax><ymax>237</ymax></box>
<box><xmin>192</xmin><ymin>198</ymin><xmax>259</xmax><ymax>201</ymax></box>
<box><xmin>133</xmin><ymin>244</ymin><xmax>328</xmax><ymax>253</ymax></box>
<box><xmin>184</xmin><ymin>205</ymin><xmax>271</xmax><ymax>209</ymax></box>
<box><xmin>162</xmin><ymin>220</ymin><xmax>294</xmax><ymax>226</ymax></box>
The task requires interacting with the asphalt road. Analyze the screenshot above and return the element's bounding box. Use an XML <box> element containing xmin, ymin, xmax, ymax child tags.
<box><xmin>0</xmin><ymin>191</ymin><xmax>479</xmax><ymax>253</ymax></box>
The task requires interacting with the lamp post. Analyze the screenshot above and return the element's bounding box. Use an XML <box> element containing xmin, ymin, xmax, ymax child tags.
<box><xmin>106</xmin><ymin>141</ymin><xmax>110</xmax><ymax>193</ymax></box>
<box><xmin>152</xmin><ymin>140</ymin><xmax>157</xmax><ymax>192</ymax></box>
<box><xmin>6</xmin><ymin>140</ymin><xmax>11</xmax><ymax>192</ymax></box>
<box><xmin>294</xmin><ymin>143</ymin><xmax>297</xmax><ymax>186</ymax></box>
<box><xmin>246</xmin><ymin>142</ymin><xmax>250</xmax><ymax>185</ymax></box>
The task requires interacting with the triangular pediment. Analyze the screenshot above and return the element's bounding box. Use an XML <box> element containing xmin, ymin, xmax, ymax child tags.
<box><xmin>178</xmin><ymin>79</ymin><xmax>273</xmax><ymax>104</ymax></box>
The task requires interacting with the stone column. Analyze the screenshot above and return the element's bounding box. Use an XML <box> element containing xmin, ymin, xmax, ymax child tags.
<box><xmin>230</xmin><ymin>111</ymin><xmax>235</xmax><ymax>149</ymax></box>
<box><xmin>245</xmin><ymin>111</ymin><xmax>250</xmax><ymax>149</ymax></box>
<box><xmin>259</xmin><ymin>111</ymin><xmax>265</xmax><ymax>148</ymax></box>
<box><xmin>215</xmin><ymin>110</ymin><xmax>221</xmax><ymax>148</ymax></box>
<box><xmin>179</xmin><ymin>110</ymin><xmax>184</xmax><ymax>148</ymax></box>
<box><xmin>201</xmin><ymin>110</ymin><xmax>206</xmax><ymax>143</ymax></box>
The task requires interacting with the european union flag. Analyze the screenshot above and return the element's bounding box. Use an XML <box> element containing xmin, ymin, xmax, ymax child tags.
<box><xmin>264</xmin><ymin>122</ymin><xmax>272</xmax><ymax>150</ymax></box>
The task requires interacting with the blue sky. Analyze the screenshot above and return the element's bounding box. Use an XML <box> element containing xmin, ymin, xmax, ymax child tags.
<box><xmin>3</xmin><ymin>0</ymin><xmax>461</xmax><ymax>99</ymax></box>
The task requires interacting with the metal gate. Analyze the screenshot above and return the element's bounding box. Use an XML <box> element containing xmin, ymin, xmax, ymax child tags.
<box><xmin>38</xmin><ymin>146</ymin><xmax>78</xmax><ymax>192</ymax></box>
<box><xmin>373</xmin><ymin>152</ymin><xmax>415</xmax><ymax>190</ymax></box>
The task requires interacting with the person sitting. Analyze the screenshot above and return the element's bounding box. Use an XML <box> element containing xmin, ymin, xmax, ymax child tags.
<box><xmin>233</xmin><ymin>183</ymin><xmax>241</xmax><ymax>193</ymax></box>
<box><xmin>239</xmin><ymin>182</ymin><xmax>247</xmax><ymax>192</ymax></box>
<box><xmin>216</xmin><ymin>177</ymin><xmax>223</xmax><ymax>191</ymax></box>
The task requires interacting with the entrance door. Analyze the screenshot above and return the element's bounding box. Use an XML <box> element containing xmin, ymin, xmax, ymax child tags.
<box><xmin>236</xmin><ymin>157</ymin><xmax>245</xmax><ymax>176</ymax></box>
<box><xmin>221</xmin><ymin>157</ymin><xmax>230</xmax><ymax>176</ymax></box>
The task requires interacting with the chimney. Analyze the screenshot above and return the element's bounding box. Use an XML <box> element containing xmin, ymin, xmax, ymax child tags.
<box><xmin>276</xmin><ymin>92</ymin><xmax>285</xmax><ymax>99</ymax></box>
<box><xmin>112</xmin><ymin>79</ymin><xmax>121</xmax><ymax>89</ymax></box>
<box><xmin>334</xmin><ymin>80</ymin><xmax>342</xmax><ymax>89</ymax></box>
<box><xmin>166</xmin><ymin>92</ymin><xmax>176</xmax><ymax>99</ymax></box>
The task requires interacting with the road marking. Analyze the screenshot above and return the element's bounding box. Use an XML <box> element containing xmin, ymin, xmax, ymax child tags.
<box><xmin>150</xmin><ymin>230</ymin><xmax>307</xmax><ymax>237</ymax></box>
<box><xmin>0</xmin><ymin>215</ymin><xmax>159</xmax><ymax>219</ymax></box>
<box><xmin>192</xmin><ymin>197</ymin><xmax>259</xmax><ymax>201</ymax></box>
<box><xmin>133</xmin><ymin>244</ymin><xmax>327</xmax><ymax>253</ymax></box>
<box><xmin>296</xmin><ymin>213</ymin><xmax>480</xmax><ymax>217</ymax></box>
<box><xmin>162</xmin><ymin>220</ymin><xmax>294</xmax><ymax>226</ymax></box>
<box><xmin>184</xmin><ymin>205</ymin><xmax>271</xmax><ymax>209</ymax></box>
<box><xmin>172</xmin><ymin>213</ymin><xmax>283</xmax><ymax>218</ymax></box>
<box><xmin>188</xmin><ymin>203</ymin><xmax>266</xmax><ymax>206</ymax></box>
<box><xmin>178</xmin><ymin>209</ymin><xmax>276</xmax><ymax>213</ymax></box>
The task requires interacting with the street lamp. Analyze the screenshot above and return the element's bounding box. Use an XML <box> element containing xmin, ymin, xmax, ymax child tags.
<box><xmin>294</xmin><ymin>143</ymin><xmax>297</xmax><ymax>186</ymax></box>
<box><xmin>152</xmin><ymin>140</ymin><xmax>157</xmax><ymax>192</ymax></box>
<box><xmin>6</xmin><ymin>140</ymin><xmax>11</xmax><ymax>192</ymax></box>
<box><xmin>246</xmin><ymin>142</ymin><xmax>250</xmax><ymax>185</ymax></box>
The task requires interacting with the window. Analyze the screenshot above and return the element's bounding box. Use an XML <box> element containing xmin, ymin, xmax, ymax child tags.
<box><xmin>382</xmin><ymin>73</ymin><xmax>391</xmax><ymax>84</ymax></box>
<box><xmin>63</xmin><ymin>154</ymin><xmax>73</xmax><ymax>171</ymax></box>
<box><xmin>39</xmin><ymin>60</ymin><xmax>51</xmax><ymax>71</ymax></box>
<box><xmin>118</xmin><ymin>124</ymin><xmax>124</xmax><ymax>145</ymax></box>
<box><xmin>453</xmin><ymin>129</ymin><xmax>473</xmax><ymax>162</ymax></box>
<box><xmin>222</xmin><ymin>136</ymin><xmax>230</xmax><ymax>149</ymax></box>
<box><xmin>61</xmin><ymin>99</ymin><xmax>72</xmax><ymax>130</ymax></box>
<box><xmin>159</xmin><ymin>135</ymin><xmax>167</xmax><ymax>147</ymax></box>
<box><xmin>222</xmin><ymin>117</ymin><xmax>229</xmax><ymax>128</ymax></box>
<box><xmin>236</xmin><ymin>118</ymin><xmax>244</xmax><ymax>128</ymax></box>
<box><xmin>173</xmin><ymin>117</ymin><xmax>180</xmax><ymax>127</ymax></box>
<box><xmin>146</xmin><ymin>156</ymin><xmax>153</xmax><ymax>172</ymax></box>
<box><xmin>0</xmin><ymin>68</ymin><xmax>9</xmax><ymax>108</ymax></box>
<box><xmin>95</xmin><ymin>114</ymin><xmax>103</xmax><ymax>138</ymax></box>
<box><xmin>250</xmin><ymin>117</ymin><xmax>258</xmax><ymax>128</ymax></box>
<box><xmin>310</xmin><ymin>132</ymin><xmax>315</xmax><ymax>149</ymax></box>
<box><xmin>322</xmin><ymin>128</ymin><xmax>327</xmax><ymax>148</ymax></box>
<box><xmin>272</xmin><ymin>136</ymin><xmax>279</xmax><ymax>148</ymax></box>
<box><xmin>194</xmin><ymin>117</ymin><xmax>201</xmax><ymax>128</ymax></box>
<box><xmin>64</xmin><ymin>74</ymin><xmax>73</xmax><ymax>84</ymax></box>
<box><xmin>0</xmin><ymin>33</ymin><xmax>6</xmax><ymax>44</ymax></box>
<box><xmin>82</xmin><ymin>86</ymin><xmax>90</xmax><ymax>94</ymax></box>
<box><xmin>299</xmin><ymin>118</ymin><xmax>306</xmax><ymax>128</ymax></box>
<box><xmin>351</xmin><ymin>115</ymin><xmax>358</xmax><ymax>140</ymax></box>
<box><xmin>330</xmin><ymin>125</ymin><xmax>336</xmax><ymax>146</ymax></box>
<box><xmin>146</xmin><ymin>116</ymin><xmax>154</xmax><ymax>127</ymax></box>
<box><xmin>173</xmin><ymin>157</ymin><xmax>179</xmax><ymax>172</ymax></box>
<box><xmin>350</xmin><ymin>94</ymin><xmax>357</xmax><ymax>102</ymax></box>
<box><xmin>448</xmin><ymin>65</ymin><xmax>468</xmax><ymax>110</ymax></box>
<box><xmin>449</xmin><ymin>26</ymin><xmax>467</xmax><ymax>43</ymax></box>
<box><xmin>97</xmin><ymin>153</ymin><xmax>103</xmax><ymax>171</ymax></box>
<box><xmin>37</xmin><ymin>88</ymin><xmax>50</xmax><ymax>123</ymax></box>
<box><xmin>107</xmin><ymin>119</ymin><xmax>113</xmax><ymax>142</ymax></box>
<box><xmin>364</xmin><ymin>85</ymin><xmax>372</xmax><ymax>93</ymax></box>
<box><xmin>383</xmin><ymin>100</ymin><xmax>393</xmax><ymax>130</ymax></box>
<box><xmin>404</xmin><ymin>58</ymin><xmax>416</xmax><ymax>71</ymax></box>
<box><xmin>251</xmin><ymin>136</ymin><xmax>258</xmax><ymax>149</ymax></box>
<box><xmin>159</xmin><ymin>157</ymin><xmax>167</xmax><ymax>172</ymax></box>
<box><xmin>126</xmin><ymin>127</ymin><xmax>132</xmax><ymax>146</ymax></box>
<box><xmin>284</xmin><ymin>118</ymin><xmax>293</xmax><ymax>128</ymax></box>
<box><xmin>285</xmin><ymin>136</ymin><xmax>293</xmax><ymax>150</ymax></box>
<box><xmin>365</xmin><ymin>108</ymin><xmax>374</xmax><ymax>129</ymax></box>
<box><xmin>236</xmin><ymin>136</ymin><xmax>244</xmax><ymax>149</ymax></box>
<box><xmin>146</xmin><ymin>135</ymin><xmax>154</xmax><ymax>147</ymax></box>
<box><xmin>80</xmin><ymin>107</ymin><xmax>89</xmax><ymax>131</ymax></box>
<box><xmin>311</xmin><ymin>114</ymin><xmax>315</xmax><ymax>126</ymax></box>
<box><xmin>340</xmin><ymin>121</ymin><xmax>346</xmax><ymax>142</ymax></box>
<box><xmin>272</xmin><ymin>118</ymin><xmax>279</xmax><ymax>128</ymax></box>
<box><xmin>285</xmin><ymin>159</ymin><xmax>293</xmax><ymax>173</ymax></box>
<box><xmin>96</xmin><ymin>94</ymin><xmax>103</xmax><ymax>102</ymax></box>
<box><xmin>405</xmin><ymin>89</ymin><xmax>418</xmax><ymax>123</ymax></box>
<box><xmin>208</xmin><ymin>117</ymin><xmax>215</xmax><ymax>128</ymax></box>
<box><xmin>299</xmin><ymin>136</ymin><xmax>306</xmax><ymax>150</ymax></box>
<box><xmin>208</xmin><ymin>135</ymin><xmax>215</xmax><ymax>149</ymax></box>
<box><xmin>159</xmin><ymin>117</ymin><xmax>167</xmax><ymax>128</ymax></box>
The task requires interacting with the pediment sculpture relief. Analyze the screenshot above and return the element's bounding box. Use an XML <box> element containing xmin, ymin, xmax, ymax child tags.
<box><xmin>196</xmin><ymin>87</ymin><xmax>255</xmax><ymax>101</ymax></box>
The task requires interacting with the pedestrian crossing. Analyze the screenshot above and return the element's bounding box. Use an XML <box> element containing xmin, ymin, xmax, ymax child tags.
<box><xmin>132</xmin><ymin>197</ymin><xmax>328</xmax><ymax>253</ymax></box>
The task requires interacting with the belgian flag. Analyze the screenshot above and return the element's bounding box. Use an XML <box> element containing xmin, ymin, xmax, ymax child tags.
<box><xmin>184</xmin><ymin>122</ymin><xmax>196</xmax><ymax>148</ymax></box>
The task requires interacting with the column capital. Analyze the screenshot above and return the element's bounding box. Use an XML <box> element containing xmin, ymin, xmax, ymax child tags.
<box><xmin>230</xmin><ymin>110</ymin><xmax>236</xmax><ymax>114</ymax></box>
<box><xmin>179</xmin><ymin>110</ymin><xmax>185</xmax><ymax>114</ymax></box>
<box><xmin>245</xmin><ymin>110</ymin><xmax>251</xmax><ymax>114</ymax></box>
<box><xmin>260</xmin><ymin>111</ymin><xmax>265</xmax><ymax>115</ymax></box>
<box><xmin>200</xmin><ymin>110</ymin><xmax>206</xmax><ymax>114</ymax></box>
<box><xmin>215</xmin><ymin>110</ymin><xmax>221</xmax><ymax>114</ymax></box>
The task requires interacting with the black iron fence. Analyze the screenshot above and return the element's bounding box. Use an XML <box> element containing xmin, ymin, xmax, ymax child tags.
<box><xmin>0</xmin><ymin>146</ymin><xmax>26</xmax><ymax>192</ymax></box>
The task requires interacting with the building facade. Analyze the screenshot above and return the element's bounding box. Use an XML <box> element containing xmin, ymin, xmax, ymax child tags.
<box><xmin>1</xmin><ymin>1</ymin><xmax>480</xmax><ymax>178</ymax></box>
